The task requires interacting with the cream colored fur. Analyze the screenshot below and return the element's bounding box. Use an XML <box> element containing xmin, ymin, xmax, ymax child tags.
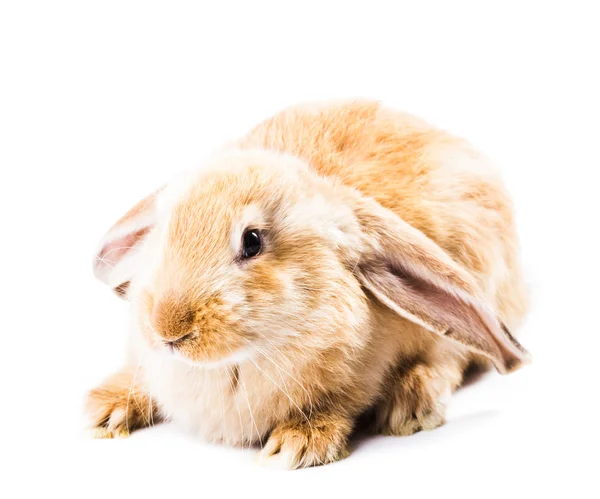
<box><xmin>87</xmin><ymin>100</ymin><xmax>529</xmax><ymax>469</ymax></box>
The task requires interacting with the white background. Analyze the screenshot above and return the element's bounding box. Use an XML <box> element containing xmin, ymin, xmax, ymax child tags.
<box><xmin>1</xmin><ymin>1</ymin><xmax>598</xmax><ymax>497</ymax></box>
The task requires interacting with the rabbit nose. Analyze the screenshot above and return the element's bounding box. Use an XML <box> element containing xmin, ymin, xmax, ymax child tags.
<box><xmin>151</xmin><ymin>296</ymin><xmax>195</xmax><ymax>342</ymax></box>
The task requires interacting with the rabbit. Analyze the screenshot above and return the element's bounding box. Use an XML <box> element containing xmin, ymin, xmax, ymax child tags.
<box><xmin>87</xmin><ymin>100</ymin><xmax>530</xmax><ymax>469</ymax></box>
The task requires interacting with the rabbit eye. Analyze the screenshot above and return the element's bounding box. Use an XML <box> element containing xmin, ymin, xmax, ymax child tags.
<box><xmin>241</xmin><ymin>229</ymin><xmax>262</xmax><ymax>259</ymax></box>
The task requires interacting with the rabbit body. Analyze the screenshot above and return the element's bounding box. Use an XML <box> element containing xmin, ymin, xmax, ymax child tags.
<box><xmin>87</xmin><ymin>101</ymin><xmax>528</xmax><ymax>469</ymax></box>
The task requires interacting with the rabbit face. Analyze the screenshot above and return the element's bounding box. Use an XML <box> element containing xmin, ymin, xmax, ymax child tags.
<box><xmin>131</xmin><ymin>150</ymin><xmax>368</xmax><ymax>367</ymax></box>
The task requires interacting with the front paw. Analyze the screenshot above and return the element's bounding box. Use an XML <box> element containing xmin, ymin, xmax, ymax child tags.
<box><xmin>85</xmin><ymin>368</ymin><xmax>158</xmax><ymax>438</ymax></box>
<box><xmin>257</xmin><ymin>413</ymin><xmax>351</xmax><ymax>470</ymax></box>
<box><xmin>377</xmin><ymin>364</ymin><xmax>454</xmax><ymax>436</ymax></box>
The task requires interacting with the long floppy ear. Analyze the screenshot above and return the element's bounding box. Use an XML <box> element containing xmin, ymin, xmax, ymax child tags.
<box><xmin>353</xmin><ymin>198</ymin><xmax>530</xmax><ymax>374</ymax></box>
<box><xmin>93</xmin><ymin>190</ymin><xmax>161</xmax><ymax>299</ymax></box>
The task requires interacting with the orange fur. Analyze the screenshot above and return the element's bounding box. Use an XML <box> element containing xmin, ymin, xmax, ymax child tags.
<box><xmin>86</xmin><ymin>366</ymin><xmax>161</xmax><ymax>438</ymax></box>
<box><xmin>87</xmin><ymin>100</ymin><xmax>529</xmax><ymax>468</ymax></box>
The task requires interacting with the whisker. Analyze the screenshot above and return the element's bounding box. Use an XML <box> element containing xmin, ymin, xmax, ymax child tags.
<box><xmin>225</xmin><ymin>366</ymin><xmax>246</xmax><ymax>449</ymax></box>
<box><xmin>98</xmin><ymin>245</ymin><xmax>137</xmax><ymax>258</ymax></box>
<box><xmin>244</xmin><ymin>354</ymin><xmax>321</xmax><ymax>466</ymax></box>
<box><xmin>226</xmin><ymin>346</ymin><xmax>263</xmax><ymax>450</ymax></box>
<box><xmin>245</xmin><ymin>340</ymin><xmax>314</xmax><ymax>419</ymax></box>
<box><xmin>148</xmin><ymin>392</ymin><xmax>154</xmax><ymax>427</ymax></box>
<box><xmin>245</xmin><ymin>324</ymin><xmax>315</xmax><ymax>362</ymax></box>
<box><xmin>244</xmin><ymin>355</ymin><xmax>308</xmax><ymax>423</ymax></box>
<box><xmin>95</xmin><ymin>245</ymin><xmax>138</xmax><ymax>269</ymax></box>
<box><xmin>243</xmin><ymin>328</ymin><xmax>324</xmax><ymax>466</ymax></box>
<box><xmin>350</xmin><ymin>246</ymin><xmax>364</xmax><ymax>275</ymax></box>
<box><xmin>125</xmin><ymin>364</ymin><xmax>143</xmax><ymax>432</ymax></box>
<box><xmin>216</xmin><ymin>369</ymin><xmax>229</xmax><ymax>445</ymax></box>
<box><xmin>94</xmin><ymin>255</ymin><xmax>115</xmax><ymax>269</ymax></box>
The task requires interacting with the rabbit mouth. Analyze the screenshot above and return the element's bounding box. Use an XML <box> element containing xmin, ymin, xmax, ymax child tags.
<box><xmin>160</xmin><ymin>335</ymin><xmax>255</xmax><ymax>370</ymax></box>
<box><xmin>163</xmin><ymin>332</ymin><xmax>194</xmax><ymax>351</ymax></box>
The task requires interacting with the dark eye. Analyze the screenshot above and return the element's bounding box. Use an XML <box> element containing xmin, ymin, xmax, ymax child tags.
<box><xmin>242</xmin><ymin>229</ymin><xmax>262</xmax><ymax>259</ymax></box>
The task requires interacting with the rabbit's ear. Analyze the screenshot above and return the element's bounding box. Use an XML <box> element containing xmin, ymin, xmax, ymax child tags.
<box><xmin>93</xmin><ymin>190</ymin><xmax>160</xmax><ymax>298</ymax></box>
<box><xmin>353</xmin><ymin>198</ymin><xmax>530</xmax><ymax>374</ymax></box>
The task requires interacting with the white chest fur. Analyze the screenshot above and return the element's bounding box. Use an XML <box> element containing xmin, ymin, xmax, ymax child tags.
<box><xmin>135</xmin><ymin>334</ymin><xmax>301</xmax><ymax>446</ymax></box>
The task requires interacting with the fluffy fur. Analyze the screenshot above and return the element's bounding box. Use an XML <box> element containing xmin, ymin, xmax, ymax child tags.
<box><xmin>87</xmin><ymin>100</ymin><xmax>529</xmax><ymax>469</ymax></box>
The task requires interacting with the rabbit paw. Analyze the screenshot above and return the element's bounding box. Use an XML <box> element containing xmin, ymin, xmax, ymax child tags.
<box><xmin>257</xmin><ymin>412</ymin><xmax>351</xmax><ymax>469</ymax></box>
<box><xmin>85</xmin><ymin>367</ymin><xmax>159</xmax><ymax>438</ymax></box>
<box><xmin>376</xmin><ymin>363</ymin><xmax>455</xmax><ymax>436</ymax></box>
